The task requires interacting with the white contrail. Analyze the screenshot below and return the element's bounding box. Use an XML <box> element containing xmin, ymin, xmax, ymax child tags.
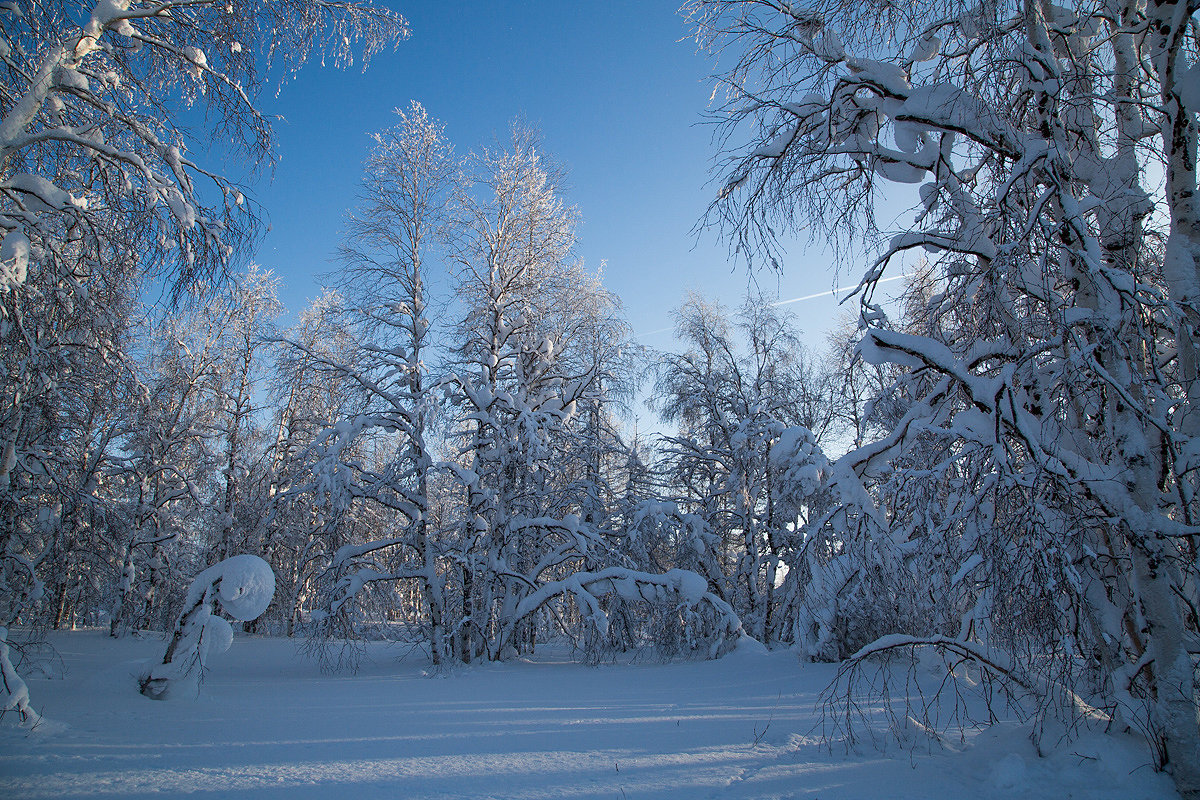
<box><xmin>634</xmin><ymin>325</ymin><xmax>674</xmax><ymax>340</ymax></box>
<box><xmin>772</xmin><ymin>272</ymin><xmax>910</xmax><ymax>307</ymax></box>
<box><xmin>633</xmin><ymin>273</ymin><xmax>912</xmax><ymax>341</ymax></box>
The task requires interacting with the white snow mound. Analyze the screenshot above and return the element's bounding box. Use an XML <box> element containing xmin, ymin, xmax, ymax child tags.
<box><xmin>214</xmin><ymin>555</ymin><xmax>275</xmax><ymax>621</ymax></box>
<box><xmin>199</xmin><ymin>615</ymin><xmax>235</xmax><ymax>661</ymax></box>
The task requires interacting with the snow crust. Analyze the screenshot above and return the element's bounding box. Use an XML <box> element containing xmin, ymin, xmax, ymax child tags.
<box><xmin>1</xmin><ymin>631</ymin><xmax>1177</xmax><ymax>800</ymax></box>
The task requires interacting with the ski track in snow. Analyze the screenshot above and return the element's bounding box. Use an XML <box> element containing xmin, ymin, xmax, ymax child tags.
<box><xmin>0</xmin><ymin>631</ymin><xmax>1178</xmax><ymax>799</ymax></box>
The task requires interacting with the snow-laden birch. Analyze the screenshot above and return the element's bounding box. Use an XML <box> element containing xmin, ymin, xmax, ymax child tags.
<box><xmin>692</xmin><ymin>0</ymin><xmax>1200</xmax><ymax>793</ymax></box>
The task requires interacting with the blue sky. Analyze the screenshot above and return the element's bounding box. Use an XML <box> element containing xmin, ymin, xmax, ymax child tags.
<box><xmin>236</xmin><ymin>1</ymin><xmax>888</xmax><ymax>357</ymax></box>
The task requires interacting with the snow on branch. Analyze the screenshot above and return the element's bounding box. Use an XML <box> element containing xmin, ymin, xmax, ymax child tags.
<box><xmin>505</xmin><ymin>567</ymin><xmax>744</xmax><ymax>660</ymax></box>
<box><xmin>848</xmin><ymin>633</ymin><xmax>1030</xmax><ymax>690</ymax></box>
<box><xmin>0</xmin><ymin>627</ymin><xmax>41</xmax><ymax>728</ymax></box>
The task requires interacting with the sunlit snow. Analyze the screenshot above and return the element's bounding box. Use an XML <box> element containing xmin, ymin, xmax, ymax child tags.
<box><xmin>0</xmin><ymin>631</ymin><xmax>1176</xmax><ymax>800</ymax></box>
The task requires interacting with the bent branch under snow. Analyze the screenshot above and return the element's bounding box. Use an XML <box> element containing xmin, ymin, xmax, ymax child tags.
<box><xmin>504</xmin><ymin>567</ymin><xmax>744</xmax><ymax>660</ymax></box>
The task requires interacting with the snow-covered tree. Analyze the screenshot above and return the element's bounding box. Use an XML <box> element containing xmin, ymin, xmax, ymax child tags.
<box><xmin>108</xmin><ymin>310</ymin><xmax>217</xmax><ymax>636</ymax></box>
<box><xmin>0</xmin><ymin>626</ymin><xmax>40</xmax><ymax>727</ymax></box>
<box><xmin>437</xmin><ymin>126</ymin><xmax>743</xmax><ymax>663</ymax></box>
<box><xmin>304</xmin><ymin>102</ymin><xmax>455</xmax><ymax>664</ymax></box>
<box><xmin>1</xmin><ymin>233</ymin><xmax>139</xmax><ymax>632</ymax></box>
<box><xmin>259</xmin><ymin>292</ymin><xmax>362</xmax><ymax>637</ymax></box>
<box><xmin>202</xmin><ymin>267</ymin><xmax>281</xmax><ymax>566</ymax></box>
<box><xmin>691</xmin><ymin>0</ymin><xmax>1200</xmax><ymax>793</ymax></box>
<box><xmin>540</xmin><ymin>265</ymin><xmax>637</xmax><ymax>535</ymax></box>
<box><xmin>1</xmin><ymin>0</ymin><xmax>404</xmax><ymax>713</ymax></box>
<box><xmin>444</xmin><ymin>125</ymin><xmax>606</xmax><ymax>662</ymax></box>
<box><xmin>653</xmin><ymin>293</ymin><xmax>834</xmax><ymax>643</ymax></box>
<box><xmin>138</xmin><ymin>554</ymin><xmax>274</xmax><ymax>699</ymax></box>
<box><xmin>1</xmin><ymin>0</ymin><xmax>404</xmax><ymax>300</ymax></box>
<box><xmin>108</xmin><ymin>269</ymin><xmax>281</xmax><ymax>636</ymax></box>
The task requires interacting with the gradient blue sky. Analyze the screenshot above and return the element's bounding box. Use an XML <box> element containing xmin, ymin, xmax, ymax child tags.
<box><xmin>238</xmin><ymin>1</ymin><xmax>895</xmax><ymax>356</ymax></box>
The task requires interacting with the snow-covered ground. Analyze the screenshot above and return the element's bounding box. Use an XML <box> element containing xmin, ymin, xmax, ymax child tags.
<box><xmin>0</xmin><ymin>631</ymin><xmax>1178</xmax><ymax>799</ymax></box>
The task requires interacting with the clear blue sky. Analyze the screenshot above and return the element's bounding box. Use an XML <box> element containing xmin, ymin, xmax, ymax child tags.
<box><xmin>236</xmin><ymin>1</ymin><xmax>896</xmax><ymax>359</ymax></box>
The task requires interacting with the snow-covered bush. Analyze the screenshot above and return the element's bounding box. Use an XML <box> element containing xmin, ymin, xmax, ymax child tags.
<box><xmin>773</xmin><ymin>429</ymin><xmax>921</xmax><ymax>662</ymax></box>
<box><xmin>507</xmin><ymin>567</ymin><xmax>744</xmax><ymax>662</ymax></box>
<box><xmin>138</xmin><ymin>556</ymin><xmax>275</xmax><ymax>700</ymax></box>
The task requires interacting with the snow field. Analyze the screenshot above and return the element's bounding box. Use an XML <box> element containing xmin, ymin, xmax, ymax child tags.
<box><xmin>0</xmin><ymin>631</ymin><xmax>1178</xmax><ymax>799</ymax></box>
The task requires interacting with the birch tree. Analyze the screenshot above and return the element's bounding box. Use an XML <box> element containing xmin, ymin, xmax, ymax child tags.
<box><xmin>304</xmin><ymin>102</ymin><xmax>455</xmax><ymax>665</ymax></box>
<box><xmin>203</xmin><ymin>268</ymin><xmax>281</xmax><ymax>566</ymax></box>
<box><xmin>445</xmin><ymin>125</ymin><xmax>603</xmax><ymax>662</ymax></box>
<box><xmin>441</xmin><ymin>126</ymin><xmax>743</xmax><ymax>662</ymax></box>
<box><xmin>691</xmin><ymin>0</ymin><xmax>1200</xmax><ymax>793</ymax></box>
<box><xmin>109</xmin><ymin>309</ymin><xmax>218</xmax><ymax>636</ymax></box>
<box><xmin>260</xmin><ymin>292</ymin><xmax>361</xmax><ymax>637</ymax></box>
<box><xmin>654</xmin><ymin>293</ymin><xmax>835</xmax><ymax>643</ymax></box>
<box><xmin>1</xmin><ymin>0</ymin><xmax>404</xmax><ymax>711</ymax></box>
